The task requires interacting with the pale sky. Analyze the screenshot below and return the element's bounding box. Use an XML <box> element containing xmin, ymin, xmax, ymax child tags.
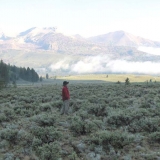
<box><xmin>0</xmin><ymin>0</ymin><xmax>160</xmax><ymax>41</ymax></box>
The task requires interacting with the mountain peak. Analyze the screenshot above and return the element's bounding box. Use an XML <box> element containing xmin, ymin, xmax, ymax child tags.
<box><xmin>18</xmin><ymin>27</ymin><xmax>57</xmax><ymax>37</ymax></box>
<box><xmin>88</xmin><ymin>30</ymin><xmax>160</xmax><ymax>47</ymax></box>
<box><xmin>0</xmin><ymin>32</ymin><xmax>10</xmax><ymax>40</ymax></box>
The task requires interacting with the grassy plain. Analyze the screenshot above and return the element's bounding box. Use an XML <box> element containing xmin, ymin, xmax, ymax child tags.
<box><xmin>1</xmin><ymin>80</ymin><xmax>160</xmax><ymax>159</ymax></box>
<box><xmin>0</xmin><ymin>80</ymin><xmax>160</xmax><ymax>160</ymax></box>
<box><xmin>57</xmin><ymin>74</ymin><xmax>160</xmax><ymax>83</ymax></box>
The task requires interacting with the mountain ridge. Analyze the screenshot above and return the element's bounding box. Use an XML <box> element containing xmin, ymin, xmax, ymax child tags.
<box><xmin>1</xmin><ymin>28</ymin><xmax>160</xmax><ymax>50</ymax></box>
<box><xmin>88</xmin><ymin>30</ymin><xmax>160</xmax><ymax>47</ymax></box>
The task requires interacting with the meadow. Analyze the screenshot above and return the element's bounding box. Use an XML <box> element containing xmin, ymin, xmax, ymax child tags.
<box><xmin>57</xmin><ymin>74</ymin><xmax>160</xmax><ymax>83</ymax></box>
<box><xmin>0</xmin><ymin>76</ymin><xmax>160</xmax><ymax>159</ymax></box>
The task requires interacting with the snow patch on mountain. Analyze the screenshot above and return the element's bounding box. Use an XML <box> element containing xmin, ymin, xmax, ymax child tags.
<box><xmin>18</xmin><ymin>27</ymin><xmax>56</xmax><ymax>37</ymax></box>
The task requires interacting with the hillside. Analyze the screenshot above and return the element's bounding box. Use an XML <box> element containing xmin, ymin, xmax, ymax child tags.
<box><xmin>1</xmin><ymin>28</ymin><xmax>160</xmax><ymax>74</ymax></box>
<box><xmin>1</xmin><ymin>29</ymin><xmax>160</xmax><ymax>50</ymax></box>
<box><xmin>88</xmin><ymin>30</ymin><xmax>160</xmax><ymax>47</ymax></box>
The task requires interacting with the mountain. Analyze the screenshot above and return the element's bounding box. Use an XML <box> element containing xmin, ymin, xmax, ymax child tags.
<box><xmin>1</xmin><ymin>28</ymin><xmax>160</xmax><ymax>75</ymax></box>
<box><xmin>0</xmin><ymin>27</ymin><xmax>104</xmax><ymax>53</ymax></box>
<box><xmin>0</xmin><ymin>32</ymin><xmax>10</xmax><ymax>40</ymax></box>
<box><xmin>1</xmin><ymin>28</ymin><xmax>160</xmax><ymax>50</ymax></box>
<box><xmin>88</xmin><ymin>30</ymin><xmax>160</xmax><ymax>47</ymax></box>
<box><xmin>16</xmin><ymin>27</ymin><xmax>89</xmax><ymax>50</ymax></box>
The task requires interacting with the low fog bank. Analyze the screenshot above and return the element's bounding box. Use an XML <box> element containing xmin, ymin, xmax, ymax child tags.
<box><xmin>138</xmin><ymin>46</ymin><xmax>160</xmax><ymax>56</ymax></box>
<box><xmin>49</xmin><ymin>55</ymin><xmax>160</xmax><ymax>75</ymax></box>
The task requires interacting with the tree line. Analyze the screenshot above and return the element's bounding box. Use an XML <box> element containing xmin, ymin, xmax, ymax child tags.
<box><xmin>0</xmin><ymin>60</ymin><xmax>39</xmax><ymax>86</ymax></box>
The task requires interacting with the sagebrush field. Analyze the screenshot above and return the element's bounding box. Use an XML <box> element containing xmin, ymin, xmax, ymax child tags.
<box><xmin>0</xmin><ymin>82</ymin><xmax>160</xmax><ymax>160</ymax></box>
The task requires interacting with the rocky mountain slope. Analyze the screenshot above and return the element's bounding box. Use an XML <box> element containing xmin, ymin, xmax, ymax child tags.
<box><xmin>88</xmin><ymin>30</ymin><xmax>160</xmax><ymax>47</ymax></box>
<box><xmin>1</xmin><ymin>28</ymin><xmax>160</xmax><ymax>50</ymax></box>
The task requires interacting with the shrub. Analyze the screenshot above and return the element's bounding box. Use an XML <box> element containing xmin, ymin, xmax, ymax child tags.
<box><xmin>32</xmin><ymin>114</ymin><xmax>57</xmax><ymax>127</ymax></box>
<box><xmin>70</xmin><ymin>99</ymin><xmax>87</xmax><ymax>112</ymax></box>
<box><xmin>70</xmin><ymin>116</ymin><xmax>98</xmax><ymax>135</ymax></box>
<box><xmin>3</xmin><ymin>152</ymin><xmax>15</xmax><ymax>160</ymax></box>
<box><xmin>128</xmin><ymin>117</ymin><xmax>160</xmax><ymax>133</ymax></box>
<box><xmin>68</xmin><ymin>152</ymin><xmax>79</xmax><ymax>160</ymax></box>
<box><xmin>107</xmin><ymin>109</ymin><xmax>133</xmax><ymax>127</ymax></box>
<box><xmin>88</xmin><ymin>95</ymin><xmax>98</xmax><ymax>103</ymax></box>
<box><xmin>19</xmin><ymin>96</ymin><xmax>31</xmax><ymax>103</ymax></box>
<box><xmin>87</xmin><ymin>104</ymin><xmax>107</xmax><ymax>116</ymax></box>
<box><xmin>36</xmin><ymin>142</ymin><xmax>61</xmax><ymax>160</ymax></box>
<box><xmin>89</xmin><ymin>130</ymin><xmax>134</xmax><ymax>149</ymax></box>
<box><xmin>107</xmin><ymin>108</ymin><xmax>151</xmax><ymax>127</ymax></box>
<box><xmin>50</xmin><ymin>100</ymin><xmax>63</xmax><ymax>109</ymax></box>
<box><xmin>0</xmin><ymin>129</ymin><xmax>18</xmax><ymax>144</ymax></box>
<box><xmin>109</xmin><ymin>100</ymin><xmax>121</xmax><ymax>108</ymax></box>
<box><xmin>149</xmin><ymin>132</ymin><xmax>160</xmax><ymax>143</ymax></box>
<box><xmin>32</xmin><ymin>137</ymin><xmax>43</xmax><ymax>151</ymax></box>
<box><xmin>3</xmin><ymin>108</ymin><xmax>15</xmax><ymax>121</ymax></box>
<box><xmin>125</xmin><ymin>77</ymin><xmax>130</xmax><ymax>85</ymax></box>
<box><xmin>39</xmin><ymin>103</ymin><xmax>52</xmax><ymax>112</ymax></box>
<box><xmin>116</xmin><ymin>81</ymin><xmax>121</xmax><ymax>84</ymax></box>
<box><xmin>0</xmin><ymin>113</ymin><xmax>7</xmax><ymax>122</ymax></box>
<box><xmin>17</xmin><ymin>129</ymin><xmax>33</xmax><ymax>147</ymax></box>
<box><xmin>32</xmin><ymin>126</ymin><xmax>62</xmax><ymax>143</ymax></box>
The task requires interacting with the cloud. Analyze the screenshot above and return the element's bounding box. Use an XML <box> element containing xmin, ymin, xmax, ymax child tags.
<box><xmin>49</xmin><ymin>55</ymin><xmax>160</xmax><ymax>74</ymax></box>
<box><xmin>71</xmin><ymin>56</ymin><xmax>110</xmax><ymax>73</ymax></box>
<box><xmin>50</xmin><ymin>60</ymin><xmax>69</xmax><ymax>70</ymax></box>
<box><xmin>138</xmin><ymin>46</ymin><xmax>160</xmax><ymax>56</ymax></box>
<box><xmin>107</xmin><ymin>60</ymin><xmax>160</xmax><ymax>74</ymax></box>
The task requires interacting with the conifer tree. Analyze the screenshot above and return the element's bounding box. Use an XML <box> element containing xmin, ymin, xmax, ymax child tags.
<box><xmin>46</xmin><ymin>73</ymin><xmax>49</xmax><ymax>79</ymax></box>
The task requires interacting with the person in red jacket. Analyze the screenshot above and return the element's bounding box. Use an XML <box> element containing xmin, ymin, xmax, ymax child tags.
<box><xmin>61</xmin><ymin>81</ymin><xmax>70</xmax><ymax>115</ymax></box>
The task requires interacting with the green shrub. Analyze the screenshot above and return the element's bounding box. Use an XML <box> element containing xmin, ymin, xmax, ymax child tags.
<box><xmin>68</xmin><ymin>152</ymin><xmax>79</xmax><ymax>160</ymax></box>
<box><xmin>39</xmin><ymin>103</ymin><xmax>52</xmax><ymax>112</ymax></box>
<box><xmin>70</xmin><ymin>99</ymin><xmax>87</xmax><ymax>112</ymax></box>
<box><xmin>87</xmin><ymin>104</ymin><xmax>107</xmax><ymax>116</ymax></box>
<box><xmin>128</xmin><ymin>117</ymin><xmax>160</xmax><ymax>133</ymax></box>
<box><xmin>109</xmin><ymin>100</ymin><xmax>120</xmax><ymax>108</ymax></box>
<box><xmin>107</xmin><ymin>108</ymin><xmax>151</xmax><ymax>127</ymax></box>
<box><xmin>32</xmin><ymin>114</ymin><xmax>57</xmax><ymax>127</ymax></box>
<box><xmin>50</xmin><ymin>100</ymin><xmax>63</xmax><ymax>109</ymax></box>
<box><xmin>19</xmin><ymin>96</ymin><xmax>31</xmax><ymax>103</ymax></box>
<box><xmin>125</xmin><ymin>78</ymin><xmax>130</xmax><ymax>85</ymax></box>
<box><xmin>0</xmin><ymin>113</ymin><xmax>7</xmax><ymax>122</ymax></box>
<box><xmin>70</xmin><ymin>116</ymin><xmax>98</xmax><ymax>135</ymax></box>
<box><xmin>0</xmin><ymin>129</ymin><xmax>18</xmax><ymax>144</ymax></box>
<box><xmin>36</xmin><ymin>142</ymin><xmax>61</xmax><ymax>160</ymax></box>
<box><xmin>149</xmin><ymin>132</ymin><xmax>160</xmax><ymax>143</ymax></box>
<box><xmin>17</xmin><ymin>129</ymin><xmax>33</xmax><ymax>147</ymax></box>
<box><xmin>88</xmin><ymin>95</ymin><xmax>98</xmax><ymax>103</ymax></box>
<box><xmin>3</xmin><ymin>152</ymin><xmax>15</xmax><ymax>160</ymax></box>
<box><xmin>3</xmin><ymin>108</ymin><xmax>15</xmax><ymax>121</ymax></box>
<box><xmin>32</xmin><ymin>137</ymin><xmax>43</xmax><ymax>151</ymax></box>
<box><xmin>32</xmin><ymin>126</ymin><xmax>62</xmax><ymax>143</ymax></box>
<box><xmin>89</xmin><ymin>130</ymin><xmax>134</xmax><ymax>149</ymax></box>
<box><xmin>140</xmin><ymin>152</ymin><xmax>160</xmax><ymax>160</ymax></box>
<box><xmin>107</xmin><ymin>110</ymin><xmax>133</xmax><ymax>127</ymax></box>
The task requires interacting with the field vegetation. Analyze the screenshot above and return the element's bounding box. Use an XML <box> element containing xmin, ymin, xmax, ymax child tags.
<box><xmin>57</xmin><ymin>74</ymin><xmax>160</xmax><ymax>83</ymax></box>
<box><xmin>0</xmin><ymin>80</ymin><xmax>160</xmax><ymax>159</ymax></box>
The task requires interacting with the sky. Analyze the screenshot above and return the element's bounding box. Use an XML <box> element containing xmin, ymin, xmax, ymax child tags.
<box><xmin>0</xmin><ymin>0</ymin><xmax>160</xmax><ymax>41</ymax></box>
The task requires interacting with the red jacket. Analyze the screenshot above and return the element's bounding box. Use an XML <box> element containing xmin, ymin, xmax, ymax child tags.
<box><xmin>62</xmin><ymin>86</ymin><xmax>70</xmax><ymax>101</ymax></box>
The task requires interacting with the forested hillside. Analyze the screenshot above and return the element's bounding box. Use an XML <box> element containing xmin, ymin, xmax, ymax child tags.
<box><xmin>0</xmin><ymin>60</ymin><xmax>39</xmax><ymax>86</ymax></box>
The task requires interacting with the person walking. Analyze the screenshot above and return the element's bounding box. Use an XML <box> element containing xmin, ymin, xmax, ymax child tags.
<box><xmin>61</xmin><ymin>81</ymin><xmax>70</xmax><ymax>115</ymax></box>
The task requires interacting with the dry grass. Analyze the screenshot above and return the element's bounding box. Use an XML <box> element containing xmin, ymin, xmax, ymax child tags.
<box><xmin>57</xmin><ymin>74</ymin><xmax>160</xmax><ymax>83</ymax></box>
